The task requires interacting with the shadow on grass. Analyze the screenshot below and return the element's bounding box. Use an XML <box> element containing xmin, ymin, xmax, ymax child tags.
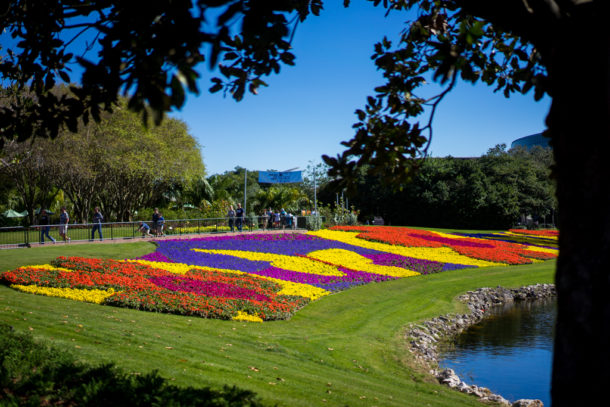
<box><xmin>0</xmin><ymin>324</ymin><xmax>265</xmax><ymax>406</ymax></box>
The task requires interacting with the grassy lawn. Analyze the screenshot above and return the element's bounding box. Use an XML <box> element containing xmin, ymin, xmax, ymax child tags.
<box><xmin>0</xmin><ymin>239</ymin><xmax>556</xmax><ymax>407</ymax></box>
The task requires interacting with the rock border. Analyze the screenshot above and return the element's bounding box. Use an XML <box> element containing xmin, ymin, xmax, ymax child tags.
<box><xmin>405</xmin><ymin>284</ymin><xmax>556</xmax><ymax>407</ymax></box>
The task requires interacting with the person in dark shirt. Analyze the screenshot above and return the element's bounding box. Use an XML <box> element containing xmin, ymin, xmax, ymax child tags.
<box><xmin>91</xmin><ymin>206</ymin><xmax>104</xmax><ymax>241</ymax></box>
<box><xmin>156</xmin><ymin>213</ymin><xmax>165</xmax><ymax>236</ymax></box>
<box><xmin>235</xmin><ymin>203</ymin><xmax>244</xmax><ymax>232</ymax></box>
<box><xmin>152</xmin><ymin>208</ymin><xmax>160</xmax><ymax>235</ymax></box>
<box><xmin>39</xmin><ymin>209</ymin><xmax>55</xmax><ymax>244</ymax></box>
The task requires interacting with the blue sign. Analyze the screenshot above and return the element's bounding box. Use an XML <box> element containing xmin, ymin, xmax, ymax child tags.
<box><xmin>258</xmin><ymin>171</ymin><xmax>303</xmax><ymax>183</ymax></box>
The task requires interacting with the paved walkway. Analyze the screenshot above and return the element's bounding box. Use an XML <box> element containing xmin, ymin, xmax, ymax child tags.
<box><xmin>26</xmin><ymin>228</ymin><xmax>308</xmax><ymax>248</ymax></box>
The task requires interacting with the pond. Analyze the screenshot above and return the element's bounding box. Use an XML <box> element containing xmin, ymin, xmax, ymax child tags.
<box><xmin>440</xmin><ymin>298</ymin><xmax>556</xmax><ymax>406</ymax></box>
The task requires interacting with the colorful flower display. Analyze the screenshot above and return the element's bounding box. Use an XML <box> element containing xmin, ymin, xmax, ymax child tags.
<box><xmin>327</xmin><ymin>226</ymin><xmax>556</xmax><ymax>264</ymax></box>
<box><xmin>0</xmin><ymin>226</ymin><xmax>558</xmax><ymax>321</ymax></box>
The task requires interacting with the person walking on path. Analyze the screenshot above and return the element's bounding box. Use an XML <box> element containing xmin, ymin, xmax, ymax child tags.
<box><xmin>152</xmin><ymin>208</ymin><xmax>160</xmax><ymax>236</ymax></box>
<box><xmin>156</xmin><ymin>213</ymin><xmax>165</xmax><ymax>236</ymax></box>
<box><xmin>39</xmin><ymin>209</ymin><xmax>55</xmax><ymax>244</ymax></box>
<box><xmin>260</xmin><ymin>209</ymin><xmax>268</xmax><ymax>230</ymax></box>
<box><xmin>235</xmin><ymin>203</ymin><xmax>244</xmax><ymax>232</ymax></box>
<box><xmin>91</xmin><ymin>207</ymin><xmax>104</xmax><ymax>241</ymax></box>
<box><xmin>267</xmin><ymin>208</ymin><xmax>274</xmax><ymax>229</ymax></box>
<box><xmin>227</xmin><ymin>205</ymin><xmax>236</xmax><ymax>232</ymax></box>
<box><xmin>59</xmin><ymin>207</ymin><xmax>70</xmax><ymax>242</ymax></box>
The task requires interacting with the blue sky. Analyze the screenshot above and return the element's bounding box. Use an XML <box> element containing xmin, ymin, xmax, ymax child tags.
<box><xmin>172</xmin><ymin>2</ymin><xmax>551</xmax><ymax>176</ymax></box>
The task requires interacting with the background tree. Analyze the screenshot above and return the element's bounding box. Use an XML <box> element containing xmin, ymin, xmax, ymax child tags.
<box><xmin>1</xmin><ymin>97</ymin><xmax>205</xmax><ymax>223</ymax></box>
<box><xmin>332</xmin><ymin>146</ymin><xmax>555</xmax><ymax>229</ymax></box>
<box><xmin>207</xmin><ymin>167</ymin><xmax>262</xmax><ymax>214</ymax></box>
<box><xmin>0</xmin><ymin>139</ymin><xmax>59</xmax><ymax>225</ymax></box>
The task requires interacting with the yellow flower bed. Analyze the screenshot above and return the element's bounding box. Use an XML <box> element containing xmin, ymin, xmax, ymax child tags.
<box><xmin>10</xmin><ymin>284</ymin><xmax>117</xmax><ymax>304</ymax></box>
<box><xmin>307</xmin><ymin>249</ymin><xmax>420</xmax><ymax>277</ymax></box>
<box><xmin>232</xmin><ymin>311</ymin><xmax>263</xmax><ymax>322</ymax></box>
<box><xmin>18</xmin><ymin>264</ymin><xmax>73</xmax><ymax>273</ymax></box>
<box><xmin>192</xmin><ymin>248</ymin><xmax>344</xmax><ymax>276</ymax></box>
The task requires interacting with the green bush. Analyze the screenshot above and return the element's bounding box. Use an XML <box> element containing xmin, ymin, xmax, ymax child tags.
<box><xmin>0</xmin><ymin>324</ymin><xmax>265</xmax><ymax>406</ymax></box>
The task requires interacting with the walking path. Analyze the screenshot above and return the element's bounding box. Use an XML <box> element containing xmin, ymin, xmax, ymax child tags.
<box><xmin>28</xmin><ymin>228</ymin><xmax>308</xmax><ymax>248</ymax></box>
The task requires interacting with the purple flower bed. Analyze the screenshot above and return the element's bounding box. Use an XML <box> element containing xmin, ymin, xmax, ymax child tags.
<box><xmin>137</xmin><ymin>252</ymin><xmax>174</xmax><ymax>263</ymax></box>
<box><xmin>246</xmin><ymin>266</ymin><xmax>397</xmax><ymax>291</ymax></box>
<box><xmin>157</xmin><ymin>233</ymin><xmax>382</xmax><ymax>258</ymax></box>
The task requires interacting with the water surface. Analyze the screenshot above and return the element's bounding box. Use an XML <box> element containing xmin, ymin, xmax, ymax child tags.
<box><xmin>440</xmin><ymin>299</ymin><xmax>556</xmax><ymax>406</ymax></box>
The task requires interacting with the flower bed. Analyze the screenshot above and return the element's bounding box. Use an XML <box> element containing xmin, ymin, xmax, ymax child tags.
<box><xmin>0</xmin><ymin>227</ymin><xmax>558</xmax><ymax>322</ymax></box>
<box><xmin>328</xmin><ymin>226</ymin><xmax>556</xmax><ymax>264</ymax></box>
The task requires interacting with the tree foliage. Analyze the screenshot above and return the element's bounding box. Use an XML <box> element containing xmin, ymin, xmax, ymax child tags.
<box><xmin>0</xmin><ymin>0</ymin><xmax>322</xmax><ymax>141</ymax></box>
<box><xmin>323</xmin><ymin>0</ymin><xmax>550</xmax><ymax>190</ymax></box>
<box><xmin>0</xmin><ymin>98</ymin><xmax>204</xmax><ymax>222</ymax></box>
<box><xmin>337</xmin><ymin>145</ymin><xmax>556</xmax><ymax>229</ymax></box>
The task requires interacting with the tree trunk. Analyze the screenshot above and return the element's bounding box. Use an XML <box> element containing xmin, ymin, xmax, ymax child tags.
<box><xmin>549</xmin><ymin>10</ymin><xmax>610</xmax><ymax>405</ymax></box>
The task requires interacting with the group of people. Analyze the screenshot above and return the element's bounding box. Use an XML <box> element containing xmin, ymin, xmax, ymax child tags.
<box><xmin>139</xmin><ymin>208</ymin><xmax>165</xmax><ymax>237</ymax></box>
<box><xmin>38</xmin><ymin>205</ymin><xmax>166</xmax><ymax>243</ymax></box>
<box><xmin>36</xmin><ymin>204</ymin><xmax>299</xmax><ymax>244</ymax></box>
<box><xmin>260</xmin><ymin>208</ymin><xmax>296</xmax><ymax>230</ymax></box>
<box><xmin>39</xmin><ymin>206</ymin><xmax>103</xmax><ymax>244</ymax></box>
<box><xmin>224</xmin><ymin>205</ymin><xmax>297</xmax><ymax>232</ymax></box>
<box><xmin>226</xmin><ymin>203</ymin><xmax>245</xmax><ymax>232</ymax></box>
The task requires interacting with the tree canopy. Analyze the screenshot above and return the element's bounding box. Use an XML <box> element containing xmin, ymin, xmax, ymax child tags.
<box><xmin>0</xmin><ymin>0</ymin><xmax>321</xmax><ymax>141</ymax></box>
<box><xmin>0</xmin><ymin>98</ymin><xmax>204</xmax><ymax>222</ymax></box>
<box><xmin>333</xmin><ymin>145</ymin><xmax>556</xmax><ymax>229</ymax></box>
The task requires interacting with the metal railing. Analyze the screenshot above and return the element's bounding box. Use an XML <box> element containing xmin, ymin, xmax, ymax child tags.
<box><xmin>0</xmin><ymin>215</ymin><xmax>324</xmax><ymax>249</ymax></box>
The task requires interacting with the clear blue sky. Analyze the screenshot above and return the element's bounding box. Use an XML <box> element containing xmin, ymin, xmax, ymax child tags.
<box><xmin>171</xmin><ymin>2</ymin><xmax>551</xmax><ymax>176</ymax></box>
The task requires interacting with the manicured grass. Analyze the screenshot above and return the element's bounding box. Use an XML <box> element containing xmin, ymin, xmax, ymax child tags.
<box><xmin>0</xmin><ymin>239</ymin><xmax>556</xmax><ymax>407</ymax></box>
<box><xmin>0</xmin><ymin>241</ymin><xmax>155</xmax><ymax>272</ymax></box>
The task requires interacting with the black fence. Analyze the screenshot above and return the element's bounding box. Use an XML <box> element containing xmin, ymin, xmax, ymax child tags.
<box><xmin>0</xmin><ymin>216</ymin><xmax>323</xmax><ymax>249</ymax></box>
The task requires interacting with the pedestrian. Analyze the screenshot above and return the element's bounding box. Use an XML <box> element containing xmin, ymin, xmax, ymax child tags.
<box><xmin>273</xmin><ymin>210</ymin><xmax>281</xmax><ymax>229</ymax></box>
<box><xmin>267</xmin><ymin>208</ymin><xmax>274</xmax><ymax>229</ymax></box>
<box><xmin>39</xmin><ymin>209</ymin><xmax>55</xmax><ymax>244</ymax></box>
<box><xmin>152</xmin><ymin>208</ymin><xmax>160</xmax><ymax>236</ymax></box>
<box><xmin>280</xmin><ymin>208</ymin><xmax>287</xmax><ymax>230</ymax></box>
<box><xmin>59</xmin><ymin>207</ymin><xmax>70</xmax><ymax>242</ymax></box>
<box><xmin>260</xmin><ymin>209</ymin><xmax>268</xmax><ymax>230</ymax></box>
<box><xmin>138</xmin><ymin>221</ymin><xmax>152</xmax><ymax>237</ymax></box>
<box><xmin>91</xmin><ymin>206</ymin><xmax>104</xmax><ymax>241</ymax></box>
<box><xmin>292</xmin><ymin>213</ymin><xmax>297</xmax><ymax>229</ymax></box>
<box><xmin>227</xmin><ymin>205</ymin><xmax>235</xmax><ymax>232</ymax></box>
<box><xmin>235</xmin><ymin>203</ymin><xmax>244</xmax><ymax>232</ymax></box>
<box><xmin>285</xmin><ymin>212</ymin><xmax>293</xmax><ymax>229</ymax></box>
<box><xmin>156</xmin><ymin>213</ymin><xmax>165</xmax><ymax>236</ymax></box>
